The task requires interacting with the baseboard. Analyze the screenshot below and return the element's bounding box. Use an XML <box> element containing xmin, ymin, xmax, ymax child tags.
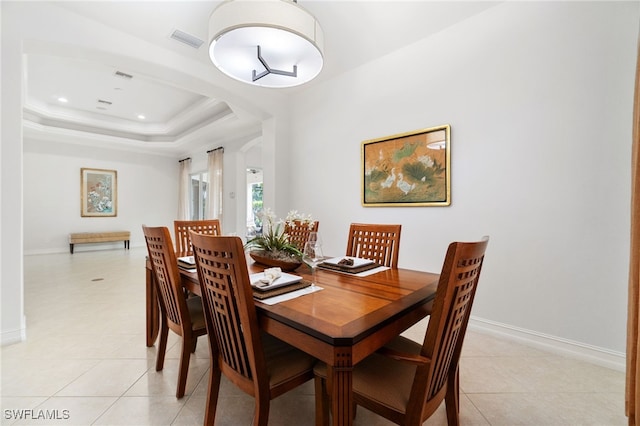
<box><xmin>1</xmin><ymin>319</ymin><xmax>26</xmax><ymax>346</ymax></box>
<box><xmin>469</xmin><ymin>316</ymin><xmax>626</xmax><ymax>372</ymax></box>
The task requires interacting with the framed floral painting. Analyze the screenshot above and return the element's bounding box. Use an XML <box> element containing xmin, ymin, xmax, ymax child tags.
<box><xmin>80</xmin><ymin>168</ymin><xmax>117</xmax><ymax>217</ymax></box>
<box><xmin>361</xmin><ymin>124</ymin><xmax>451</xmax><ymax>206</ymax></box>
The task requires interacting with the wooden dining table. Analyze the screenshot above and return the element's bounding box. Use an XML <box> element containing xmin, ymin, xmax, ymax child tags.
<box><xmin>145</xmin><ymin>257</ymin><xmax>439</xmax><ymax>426</ymax></box>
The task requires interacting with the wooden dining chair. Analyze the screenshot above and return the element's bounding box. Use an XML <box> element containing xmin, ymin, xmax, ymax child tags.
<box><xmin>173</xmin><ymin>219</ymin><xmax>221</xmax><ymax>257</ymax></box>
<box><xmin>345</xmin><ymin>223</ymin><xmax>402</xmax><ymax>268</ymax></box>
<box><xmin>142</xmin><ymin>225</ymin><xmax>207</xmax><ymax>398</ymax></box>
<box><xmin>189</xmin><ymin>232</ymin><xmax>316</xmax><ymax>426</ymax></box>
<box><xmin>284</xmin><ymin>219</ymin><xmax>320</xmax><ymax>250</ymax></box>
<box><xmin>315</xmin><ymin>237</ymin><xmax>489</xmax><ymax>426</ymax></box>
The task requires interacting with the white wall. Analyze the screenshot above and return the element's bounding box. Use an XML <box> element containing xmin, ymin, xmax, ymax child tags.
<box><xmin>1</xmin><ymin>2</ymin><xmax>26</xmax><ymax>344</ymax></box>
<box><xmin>288</xmin><ymin>2</ymin><xmax>638</xmax><ymax>355</ymax></box>
<box><xmin>23</xmin><ymin>138</ymin><xmax>179</xmax><ymax>254</ymax></box>
<box><xmin>0</xmin><ymin>1</ymin><xmax>283</xmax><ymax>344</ymax></box>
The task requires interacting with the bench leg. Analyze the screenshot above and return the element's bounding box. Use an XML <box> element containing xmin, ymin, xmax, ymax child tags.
<box><xmin>70</xmin><ymin>244</ymin><xmax>74</xmax><ymax>254</ymax></box>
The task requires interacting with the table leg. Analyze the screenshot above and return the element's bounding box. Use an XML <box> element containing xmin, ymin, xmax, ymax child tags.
<box><xmin>146</xmin><ymin>264</ymin><xmax>159</xmax><ymax>347</ymax></box>
<box><xmin>328</xmin><ymin>348</ymin><xmax>354</xmax><ymax>426</ymax></box>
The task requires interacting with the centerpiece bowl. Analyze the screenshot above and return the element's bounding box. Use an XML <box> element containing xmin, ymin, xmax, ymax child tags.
<box><xmin>249</xmin><ymin>251</ymin><xmax>302</xmax><ymax>272</ymax></box>
<box><xmin>245</xmin><ymin>208</ymin><xmax>315</xmax><ymax>272</ymax></box>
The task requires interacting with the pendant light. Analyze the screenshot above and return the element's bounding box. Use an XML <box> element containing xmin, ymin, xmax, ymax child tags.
<box><xmin>208</xmin><ymin>0</ymin><xmax>324</xmax><ymax>88</ymax></box>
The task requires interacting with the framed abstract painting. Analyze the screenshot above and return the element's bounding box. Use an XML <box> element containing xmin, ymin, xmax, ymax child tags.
<box><xmin>362</xmin><ymin>124</ymin><xmax>451</xmax><ymax>207</ymax></box>
<box><xmin>80</xmin><ymin>168</ymin><xmax>117</xmax><ymax>217</ymax></box>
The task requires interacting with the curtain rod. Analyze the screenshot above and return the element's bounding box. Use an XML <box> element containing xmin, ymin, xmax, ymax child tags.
<box><xmin>178</xmin><ymin>157</ymin><xmax>191</xmax><ymax>163</ymax></box>
<box><xmin>207</xmin><ymin>146</ymin><xmax>224</xmax><ymax>154</ymax></box>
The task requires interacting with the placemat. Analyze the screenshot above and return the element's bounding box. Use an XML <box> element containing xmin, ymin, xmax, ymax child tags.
<box><xmin>317</xmin><ymin>261</ymin><xmax>381</xmax><ymax>274</ymax></box>
<box><xmin>252</xmin><ymin>279</ymin><xmax>313</xmax><ymax>300</ymax></box>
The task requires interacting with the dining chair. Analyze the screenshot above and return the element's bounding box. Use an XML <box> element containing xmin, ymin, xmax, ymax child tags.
<box><xmin>173</xmin><ymin>219</ymin><xmax>221</xmax><ymax>257</ymax></box>
<box><xmin>315</xmin><ymin>237</ymin><xmax>489</xmax><ymax>426</ymax></box>
<box><xmin>284</xmin><ymin>219</ymin><xmax>320</xmax><ymax>250</ymax></box>
<box><xmin>142</xmin><ymin>225</ymin><xmax>207</xmax><ymax>398</ymax></box>
<box><xmin>189</xmin><ymin>231</ymin><xmax>316</xmax><ymax>426</ymax></box>
<box><xmin>345</xmin><ymin>223</ymin><xmax>402</xmax><ymax>268</ymax></box>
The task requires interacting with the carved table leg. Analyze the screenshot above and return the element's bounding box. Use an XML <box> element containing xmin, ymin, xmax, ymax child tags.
<box><xmin>328</xmin><ymin>348</ymin><xmax>354</xmax><ymax>426</ymax></box>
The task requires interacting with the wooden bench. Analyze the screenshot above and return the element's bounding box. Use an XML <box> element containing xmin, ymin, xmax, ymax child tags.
<box><xmin>69</xmin><ymin>231</ymin><xmax>130</xmax><ymax>254</ymax></box>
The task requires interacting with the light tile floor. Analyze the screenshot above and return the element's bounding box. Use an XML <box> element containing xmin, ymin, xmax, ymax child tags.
<box><xmin>0</xmin><ymin>248</ymin><xmax>627</xmax><ymax>425</ymax></box>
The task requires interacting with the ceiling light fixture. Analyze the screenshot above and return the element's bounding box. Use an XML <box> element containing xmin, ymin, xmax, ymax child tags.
<box><xmin>208</xmin><ymin>0</ymin><xmax>324</xmax><ymax>88</ymax></box>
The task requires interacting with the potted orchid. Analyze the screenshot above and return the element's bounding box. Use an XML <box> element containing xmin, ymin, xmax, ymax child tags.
<box><xmin>244</xmin><ymin>208</ymin><xmax>315</xmax><ymax>270</ymax></box>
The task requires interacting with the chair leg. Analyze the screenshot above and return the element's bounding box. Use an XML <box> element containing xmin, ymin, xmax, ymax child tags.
<box><xmin>314</xmin><ymin>376</ymin><xmax>330</xmax><ymax>426</ymax></box>
<box><xmin>253</xmin><ymin>399</ymin><xmax>270</xmax><ymax>426</ymax></box>
<box><xmin>204</xmin><ymin>363</ymin><xmax>222</xmax><ymax>426</ymax></box>
<box><xmin>191</xmin><ymin>335</ymin><xmax>198</xmax><ymax>353</ymax></box>
<box><xmin>155</xmin><ymin>320</ymin><xmax>169</xmax><ymax>371</ymax></box>
<box><xmin>445</xmin><ymin>367</ymin><xmax>460</xmax><ymax>426</ymax></box>
<box><xmin>176</xmin><ymin>337</ymin><xmax>192</xmax><ymax>398</ymax></box>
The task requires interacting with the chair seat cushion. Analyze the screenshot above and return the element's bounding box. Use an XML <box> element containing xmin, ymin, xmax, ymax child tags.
<box><xmin>314</xmin><ymin>335</ymin><xmax>420</xmax><ymax>413</ymax></box>
<box><xmin>262</xmin><ymin>333</ymin><xmax>315</xmax><ymax>389</ymax></box>
<box><xmin>186</xmin><ymin>296</ymin><xmax>206</xmax><ymax>331</ymax></box>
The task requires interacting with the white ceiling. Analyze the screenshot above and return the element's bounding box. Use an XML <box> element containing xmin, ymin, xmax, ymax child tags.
<box><xmin>22</xmin><ymin>1</ymin><xmax>499</xmax><ymax>156</ymax></box>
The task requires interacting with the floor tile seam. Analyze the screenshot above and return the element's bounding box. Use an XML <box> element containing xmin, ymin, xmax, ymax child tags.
<box><xmin>170</xmin><ymin>375</ymin><xmax>207</xmax><ymax>426</ymax></box>
<box><xmin>115</xmin><ymin>363</ymin><xmax>158</xmax><ymax>400</ymax></box>
<box><xmin>89</xmin><ymin>395</ymin><xmax>151</xmax><ymax>426</ymax></box>
<box><xmin>52</xmin><ymin>358</ymin><xmax>149</xmax><ymax>398</ymax></box>
<box><xmin>11</xmin><ymin>359</ymin><xmax>105</xmax><ymax>398</ymax></box>
<box><xmin>27</xmin><ymin>393</ymin><xmax>119</xmax><ymax>424</ymax></box>
<box><xmin>463</xmin><ymin>390</ymin><xmax>493</xmax><ymax>426</ymax></box>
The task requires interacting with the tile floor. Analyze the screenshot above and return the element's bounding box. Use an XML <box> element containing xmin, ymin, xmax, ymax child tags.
<box><xmin>0</xmin><ymin>248</ymin><xmax>627</xmax><ymax>425</ymax></box>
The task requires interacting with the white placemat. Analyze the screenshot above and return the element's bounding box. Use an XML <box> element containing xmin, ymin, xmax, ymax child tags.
<box><xmin>354</xmin><ymin>266</ymin><xmax>390</xmax><ymax>276</ymax></box>
<box><xmin>255</xmin><ymin>285</ymin><xmax>323</xmax><ymax>305</ymax></box>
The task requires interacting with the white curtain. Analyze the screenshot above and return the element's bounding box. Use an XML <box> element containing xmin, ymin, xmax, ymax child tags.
<box><xmin>206</xmin><ymin>148</ymin><xmax>223</xmax><ymax>222</ymax></box>
<box><xmin>177</xmin><ymin>158</ymin><xmax>191</xmax><ymax>220</ymax></box>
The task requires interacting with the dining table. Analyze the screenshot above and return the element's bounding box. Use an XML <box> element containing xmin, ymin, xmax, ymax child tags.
<box><xmin>145</xmin><ymin>255</ymin><xmax>439</xmax><ymax>426</ymax></box>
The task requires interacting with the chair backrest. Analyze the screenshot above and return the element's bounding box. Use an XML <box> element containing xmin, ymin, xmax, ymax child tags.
<box><xmin>284</xmin><ymin>220</ymin><xmax>320</xmax><ymax>251</ymax></box>
<box><xmin>189</xmin><ymin>232</ymin><xmax>269</xmax><ymax>394</ymax></box>
<box><xmin>142</xmin><ymin>225</ymin><xmax>192</xmax><ymax>332</ymax></box>
<box><xmin>174</xmin><ymin>219</ymin><xmax>221</xmax><ymax>256</ymax></box>
<box><xmin>345</xmin><ymin>223</ymin><xmax>402</xmax><ymax>268</ymax></box>
<box><xmin>409</xmin><ymin>237</ymin><xmax>489</xmax><ymax>420</ymax></box>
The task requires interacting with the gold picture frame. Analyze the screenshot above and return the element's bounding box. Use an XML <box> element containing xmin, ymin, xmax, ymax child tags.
<box><xmin>80</xmin><ymin>168</ymin><xmax>117</xmax><ymax>217</ymax></box>
<box><xmin>362</xmin><ymin>124</ymin><xmax>451</xmax><ymax>207</ymax></box>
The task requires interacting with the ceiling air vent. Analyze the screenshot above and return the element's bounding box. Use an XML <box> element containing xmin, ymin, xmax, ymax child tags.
<box><xmin>97</xmin><ymin>99</ymin><xmax>112</xmax><ymax>105</ymax></box>
<box><xmin>114</xmin><ymin>71</ymin><xmax>133</xmax><ymax>79</ymax></box>
<box><xmin>170</xmin><ymin>29</ymin><xmax>204</xmax><ymax>49</ymax></box>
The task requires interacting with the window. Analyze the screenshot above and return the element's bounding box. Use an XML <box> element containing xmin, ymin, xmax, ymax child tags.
<box><xmin>190</xmin><ymin>172</ymin><xmax>208</xmax><ymax>220</ymax></box>
<box><xmin>247</xmin><ymin>168</ymin><xmax>263</xmax><ymax>236</ymax></box>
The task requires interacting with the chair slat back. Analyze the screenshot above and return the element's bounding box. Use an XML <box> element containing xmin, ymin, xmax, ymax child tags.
<box><xmin>346</xmin><ymin>223</ymin><xmax>402</xmax><ymax>268</ymax></box>
<box><xmin>420</xmin><ymin>238</ymin><xmax>489</xmax><ymax>402</ymax></box>
<box><xmin>174</xmin><ymin>219</ymin><xmax>221</xmax><ymax>256</ymax></box>
<box><xmin>143</xmin><ymin>225</ymin><xmax>189</xmax><ymax>328</ymax></box>
<box><xmin>284</xmin><ymin>220</ymin><xmax>319</xmax><ymax>251</ymax></box>
<box><xmin>189</xmin><ymin>233</ymin><xmax>267</xmax><ymax>389</ymax></box>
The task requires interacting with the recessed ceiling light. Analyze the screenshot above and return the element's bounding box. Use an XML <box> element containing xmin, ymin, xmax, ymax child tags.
<box><xmin>137</xmin><ymin>114</ymin><xmax>146</xmax><ymax>120</ymax></box>
<box><xmin>58</xmin><ymin>97</ymin><xmax>68</xmax><ymax>103</ymax></box>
